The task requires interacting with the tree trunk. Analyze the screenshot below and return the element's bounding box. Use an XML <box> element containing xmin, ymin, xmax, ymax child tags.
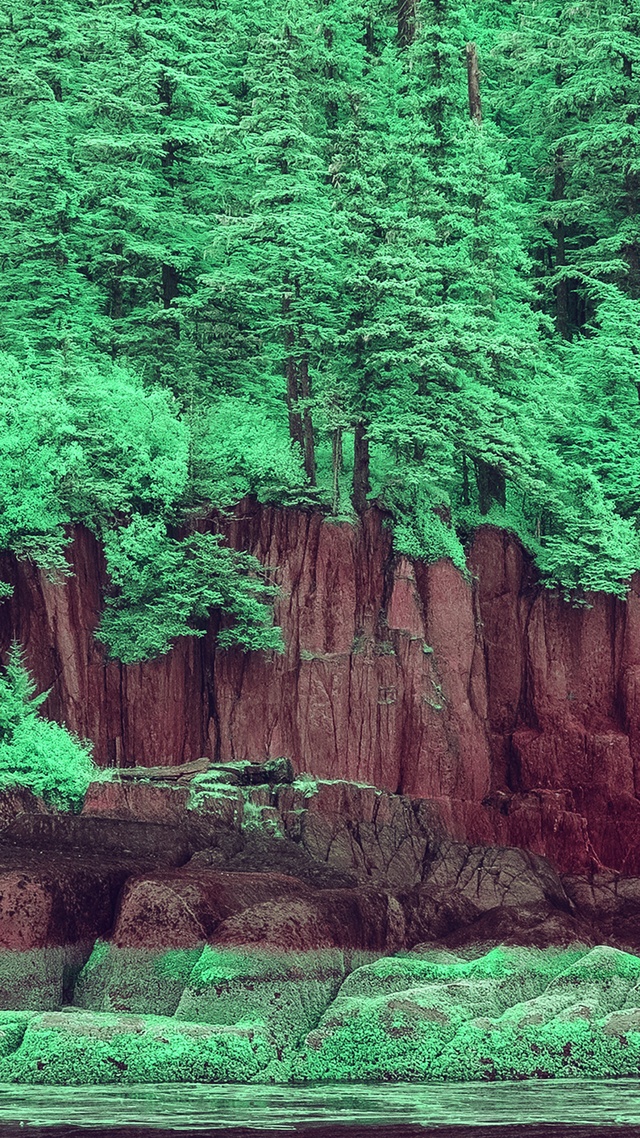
<box><xmin>397</xmin><ymin>0</ymin><xmax>417</xmax><ymax>49</ymax></box>
<box><xmin>109</xmin><ymin>243</ymin><xmax>124</xmax><ymax>328</ymax></box>
<box><xmin>298</xmin><ymin>355</ymin><xmax>316</xmax><ymax>485</ymax></box>
<box><xmin>285</xmin><ymin>354</ymin><xmax>304</xmax><ymax>453</ymax></box>
<box><xmin>352</xmin><ymin>421</ymin><xmax>370</xmax><ymax>513</ymax></box>
<box><xmin>465</xmin><ymin>43</ymin><xmax>482</xmax><ymax>123</ymax></box>
<box><xmin>331</xmin><ymin>427</ymin><xmax>342</xmax><ymax>514</ymax></box>
<box><xmin>475</xmin><ymin>457</ymin><xmax>505</xmax><ymax>515</ymax></box>
<box><xmin>161</xmin><ymin>263</ymin><xmax>179</xmax><ymax>310</ymax></box>
<box><xmin>552</xmin><ymin>148</ymin><xmax>570</xmax><ymax>338</ymax></box>
<box><xmin>282</xmin><ymin>285</ymin><xmax>304</xmax><ymax>452</ymax></box>
<box><xmin>363</xmin><ymin>18</ymin><xmax>375</xmax><ymax>54</ymax></box>
<box><xmin>623</xmin><ymin>55</ymin><xmax>640</xmax><ymax>297</ymax></box>
<box><xmin>462</xmin><ymin>453</ymin><xmax>470</xmax><ymax>506</ymax></box>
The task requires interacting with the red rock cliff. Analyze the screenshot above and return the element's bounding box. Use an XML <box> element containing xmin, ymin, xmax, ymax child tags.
<box><xmin>3</xmin><ymin>502</ymin><xmax>640</xmax><ymax>876</ymax></box>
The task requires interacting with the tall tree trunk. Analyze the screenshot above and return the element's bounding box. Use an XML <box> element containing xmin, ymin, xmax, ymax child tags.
<box><xmin>465</xmin><ymin>43</ymin><xmax>482</xmax><ymax>123</ymax></box>
<box><xmin>397</xmin><ymin>0</ymin><xmax>417</xmax><ymax>49</ymax></box>
<box><xmin>464</xmin><ymin>46</ymin><xmax>506</xmax><ymax>514</ymax></box>
<box><xmin>462</xmin><ymin>453</ymin><xmax>470</xmax><ymax>506</ymax></box>
<box><xmin>475</xmin><ymin>457</ymin><xmax>505</xmax><ymax>515</ymax></box>
<box><xmin>283</xmin><ymin>286</ymin><xmax>304</xmax><ymax>452</ymax></box>
<box><xmin>285</xmin><ymin>354</ymin><xmax>304</xmax><ymax>453</ymax></box>
<box><xmin>298</xmin><ymin>355</ymin><xmax>316</xmax><ymax>485</ymax></box>
<box><xmin>623</xmin><ymin>55</ymin><xmax>640</xmax><ymax>297</ymax></box>
<box><xmin>161</xmin><ymin>262</ymin><xmax>179</xmax><ymax>310</ymax></box>
<box><xmin>331</xmin><ymin>427</ymin><xmax>342</xmax><ymax>514</ymax></box>
<box><xmin>352</xmin><ymin>421</ymin><xmax>370</xmax><ymax>513</ymax></box>
<box><xmin>552</xmin><ymin>148</ymin><xmax>570</xmax><ymax>338</ymax></box>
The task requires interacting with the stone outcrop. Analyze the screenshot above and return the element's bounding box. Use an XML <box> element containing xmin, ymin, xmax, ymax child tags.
<box><xmin>6</xmin><ymin>945</ymin><xmax>640</xmax><ymax>1083</ymax></box>
<box><xmin>3</xmin><ymin>504</ymin><xmax>640</xmax><ymax>874</ymax></box>
<box><xmin>0</xmin><ymin>770</ymin><xmax>636</xmax><ymax>1021</ymax></box>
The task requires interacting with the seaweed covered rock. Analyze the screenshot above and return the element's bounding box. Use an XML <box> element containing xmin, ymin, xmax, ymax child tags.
<box><xmin>0</xmin><ymin>847</ymin><xmax>155</xmax><ymax>1010</ymax></box>
<box><xmin>0</xmin><ymin>1008</ymin><xmax>272</xmax><ymax>1084</ymax></box>
<box><xmin>433</xmin><ymin>949</ymin><xmax>640</xmax><ymax>1081</ymax></box>
<box><xmin>0</xmin><ymin>946</ymin><xmax>91</xmax><ymax>1011</ymax></box>
<box><xmin>292</xmin><ymin>945</ymin><xmax>591</xmax><ymax>1081</ymax></box>
<box><xmin>76</xmin><ymin>871</ymin><xmax>313</xmax><ymax>1014</ymax></box>
<box><xmin>175</xmin><ymin>945</ymin><xmax>348</xmax><ymax>1055</ymax></box>
<box><xmin>172</xmin><ymin>888</ymin><xmax>404</xmax><ymax>1054</ymax></box>
<box><xmin>73</xmin><ymin>943</ymin><xmax>203</xmax><ymax>1017</ymax></box>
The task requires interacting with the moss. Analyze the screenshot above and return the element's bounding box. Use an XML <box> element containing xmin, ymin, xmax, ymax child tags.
<box><xmin>433</xmin><ymin>1014</ymin><xmax>640</xmax><ymax>1082</ymax></box>
<box><xmin>0</xmin><ymin>1009</ymin><xmax>273</xmax><ymax>1085</ymax></box>
<box><xmin>240</xmin><ymin>800</ymin><xmax>284</xmax><ymax>837</ymax></box>
<box><xmin>175</xmin><ymin>946</ymin><xmax>346</xmax><ymax>1056</ymax></box>
<box><xmin>0</xmin><ymin>1011</ymin><xmax>39</xmax><ymax>1057</ymax></box>
<box><xmin>0</xmin><ymin>946</ymin><xmax>93</xmax><ymax>1011</ymax></box>
<box><xmin>74</xmin><ymin>942</ymin><xmax>203</xmax><ymax>1017</ymax></box>
<box><xmin>6</xmin><ymin>944</ymin><xmax>640</xmax><ymax>1083</ymax></box>
<box><xmin>294</xmin><ymin>946</ymin><xmax>640</xmax><ymax>1082</ymax></box>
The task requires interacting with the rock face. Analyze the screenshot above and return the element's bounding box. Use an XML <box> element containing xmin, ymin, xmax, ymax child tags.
<box><xmin>6</xmin><ymin>945</ymin><xmax>640</xmax><ymax>1084</ymax></box>
<box><xmin>293</xmin><ymin>945</ymin><xmax>640</xmax><ymax>1083</ymax></box>
<box><xmin>4</xmin><ymin>503</ymin><xmax>640</xmax><ymax>874</ymax></box>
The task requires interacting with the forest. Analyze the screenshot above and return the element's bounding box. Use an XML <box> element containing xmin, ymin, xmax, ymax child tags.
<box><xmin>2</xmin><ymin>0</ymin><xmax>640</xmax><ymax>664</ymax></box>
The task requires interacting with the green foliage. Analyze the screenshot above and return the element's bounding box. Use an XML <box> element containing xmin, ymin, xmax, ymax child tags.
<box><xmin>0</xmin><ymin>642</ymin><xmax>97</xmax><ymax>810</ymax></box>
<box><xmin>190</xmin><ymin>396</ymin><xmax>307</xmax><ymax>507</ymax></box>
<box><xmin>97</xmin><ymin>516</ymin><xmax>284</xmax><ymax>662</ymax></box>
<box><xmin>2</xmin><ymin>0</ymin><xmax>640</xmax><ymax>636</ymax></box>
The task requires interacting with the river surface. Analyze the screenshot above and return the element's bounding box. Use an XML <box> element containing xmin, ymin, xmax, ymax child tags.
<box><xmin>0</xmin><ymin>1081</ymin><xmax>640</xmax><ymax>1136</ymax></box>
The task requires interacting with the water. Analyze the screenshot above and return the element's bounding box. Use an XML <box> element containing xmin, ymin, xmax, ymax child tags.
<box><xmin>0</xmin><ymin>1081</ymin><xmax>639</xmax><ymax>1136</ymax></box>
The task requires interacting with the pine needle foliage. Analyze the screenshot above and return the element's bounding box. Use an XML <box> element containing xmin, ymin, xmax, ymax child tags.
<box><xmin>1</xmin><ymin>0</ymin><xmax>640</xmax><ymax>658</ymax></box>
<box><xmin>0</xmin><ymin>642</ymin><xmax>98</xmax><ymax>810</ymax></box>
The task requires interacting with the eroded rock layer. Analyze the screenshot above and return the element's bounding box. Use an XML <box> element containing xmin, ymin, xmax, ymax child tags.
<box><xmin>2</xmin><ymin>771</ymin><xmax>640</xmax><ymax>1083</ymax></box>
<box><xmin>3</xmin><ymin>505</ymin><xmax>640</xmax><ymax>874</ymax></box>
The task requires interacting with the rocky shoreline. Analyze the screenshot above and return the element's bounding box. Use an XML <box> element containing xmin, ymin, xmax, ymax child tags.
<box><xmin>4</xmin><ymin>760</ymin><xmax>640</xmax><ymax>1083</ymax></box>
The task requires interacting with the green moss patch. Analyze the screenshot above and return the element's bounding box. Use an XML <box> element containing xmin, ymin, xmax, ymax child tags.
<box><xmin>0</xmin><ymin>1009</ymin><xmax>273</xmax><ymax>1084</ymax></box>
<box><xmin>175</xmin><ymin>946</ymin><xmax>347</xmax><ymax>1055</ymax></box>
<box><xmin>74</xmin><ymin>941</ymin><xmax>204</xmax><ymax>1016</ymax></box>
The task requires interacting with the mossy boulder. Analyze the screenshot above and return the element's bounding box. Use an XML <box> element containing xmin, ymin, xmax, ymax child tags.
<box><xmin>431</xmin><ymin>946</ymin><xmax>640</xmax><ymax>1080</ymax></box>
<box><xmin>73</xmin><ymin>941</ymin><xmax>203</xmax><ymax>1016</ymax></box>
<box><xmin>175</xmin><ymin>945</ymin><xmax>348</xmax><ymax>1054</ymax></box>
<box><xmin>292</xmin><ymin>945</ymin><xmax>640</xmax><ymax>1081</ymax></box>
<box><xmin>0</xmin><ymin>1008</ymin><xmax>273</xmax><ymax>1084</ymax></box>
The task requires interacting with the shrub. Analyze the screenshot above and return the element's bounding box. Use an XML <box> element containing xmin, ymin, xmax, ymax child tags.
<box><xmin>0</xmin><ymin>643</ymin><xmax>98</xmax><ymax>811</ymax></box>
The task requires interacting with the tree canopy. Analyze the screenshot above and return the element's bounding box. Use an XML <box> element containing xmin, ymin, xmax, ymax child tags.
<box><xmin>1</xmin><ymin>0</ymin><xmax>640</xmax><ymax>661</ymax></box>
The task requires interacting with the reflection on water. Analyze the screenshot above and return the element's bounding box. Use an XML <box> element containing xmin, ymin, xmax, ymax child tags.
<box><xmin>0</xmin><ymin>1080</ymin><xmax>639</xmax><ymax>1134</ymax></box>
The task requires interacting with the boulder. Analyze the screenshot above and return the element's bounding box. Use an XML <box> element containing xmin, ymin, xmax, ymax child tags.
<box><xmin>0</xmin><ymin>847</ymin><xmax>158</xmax><ymax>1010</ymax></box>
<box><xmin>294</xmin><ymin>943</ymin><xmax>640</xmax><ymax>1083</ymax></box>
<box><xmin>173</xmin><ymin>887</ymin><xmax>404</xmax><ymax>1056</ymax></box>
<box><xmin>175</xmin><ymin>944</ymin><xmax>346</xmax><ymax>1055</ymax></box>
<box><xmin>73</xmin><ymin>942</ymin><xmax>203</xmax><ymax>1016</ymax></box>
<box><xmin>76</xmin><ymin>869</ymin><xmax>316</xmax><ymax>1023</ymax></box>
<box><xmin>111</xmin><ymin>869</ymin><xmax>310</xmax><ymax>950</ymax></box>
<box><xmin>0</xmin><ymin>947</ymin><xmax>91</xmax><ymax>1011</ymax></box>
<box><xmin>562</xmin><ymin>872</ymin><xmax>640</xmax><ymax>950</ymax></box>
<box><xmin>433</xmin><ymin>946</ymin><xmax>640</xmax><ymax>1081</ymax></box>
<box><xmin>0</xmin><ymin>849</ymin><xmax>144</xmax><ymax>949</ymax></box>
<box><xmin>0</xmin><ymin>1008</ymin><xmax>272</xmax><ymax>1084</ymax></box>
<box><xmin>280</xmin><ymin>781</ymin><xmax>436</xmax><ymax>889</ymax></box>
<box><xmin>401</xmin><ymin>843</ymin><xmax>575</xmax><ymax>947</ymax></box>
